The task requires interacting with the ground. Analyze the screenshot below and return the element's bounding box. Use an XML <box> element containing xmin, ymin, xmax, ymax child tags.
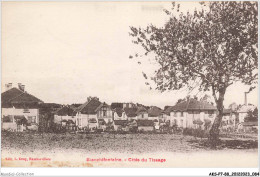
<box><xmin>1</xmin><ymin>131</ymin><xmax>258</xmax><ymax>167</ymax></box>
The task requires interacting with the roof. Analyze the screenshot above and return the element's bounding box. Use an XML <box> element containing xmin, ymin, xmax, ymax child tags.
<box><xmin>111</xmin><ymin>103</ymin><xmax>123</xmax><ymax>109</ymax></box>
<box><xmin>55</xmin><ymin>105</ymin><xmax>76</xmax><ymax>116</ymax></box>
<box><xmin>223</xmin><ymin>109</ymin><xmax>233</xmax><ymax>114</ymax></box>
<box><xmin>136</xmin><ymin>106</ymin><xmax>147</xmax><ymax>115</ymax></box>
<box><xmin>76</xmin><ymin>98</ymin><xmax>102</xmax><ymax>114</ymax></box>
<box><xmin>241</xmin><ymin>121</ymin><xmax>258</xmax><ymax>126</ymax></box>
<box><xmin>114</xmin><ymin>107</ymin><xmax>124</xmax><ymax>117</ymax></box>
<box><xmin>1</xmin><ymin>87</ymin><xmax>43</xmax><ymax>108</ymax></box>
<box><xmin>166</xmin><ymin>98</ymin><xmax>217</xmax><ymax>113</ymax></box>
<box><xmin>148</xmin><ymin>106</ymin><xmax>162</xmax><ymax>117</ymax></box>
<box><xmin>124</xmin><ymin>107</ymin><xmax>138</xmax><ymax>117</ymax></box>
<box><xmin>114</xmin><ymin>120</ymin><xmax>128</xmax><ymax>126</ymax></box>
<box><xmin>137</xmin><ymin>120</ymin><xmax>154</xmax><ymax>127</ymax></box>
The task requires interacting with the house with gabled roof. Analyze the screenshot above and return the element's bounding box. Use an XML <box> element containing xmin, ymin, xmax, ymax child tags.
<box><xmin>124</xmin><ymin>107</ymin><xmax>138</xmax><ymax>120</ymax></box>
<box><xmin>113</xmin><ymin>107</ymin><xmax>128</xmax><ymax>120</ymax></box>
<box><xmin>148</xmin><ymin>106</ymin><xmax>163</xmax><ymax>120</ymax></box>
<box><xmin>113</xmin><ymin>120</ymin><xmax>129</xmax><ymax>131</ymax></box>
<box><xmin>111</xmin><ymin>102</ymin><xmax>136</xmax><ymax>120</ymax></box>
<box><xmin>1</xmin><ymin>83</ymin><xmax>43</xmax><ymax>132</ymax></box>
<box><xmin>75</xmin><ymin>97</ymin><xmax>112</xmax><ymax>130</ymax></box>
<box><xmin>147</xmin><ymin>106</ymin><xmax>164</xmax><ymax>130</ymax></box>
<box><xmin>221</xmin><ymin>108</ymin><xmax>237</xmax><ymax>131</ymax></box>
<box><xmin>165</xmin><ymin>98</ymin><xmax>217</xmax><ymax>129</ymax></box>
<box><xmin>136</xmin><ymin>106</ymin><xmax>148</xmax><ymax>119</ymax></box>
<box><xmin>237</xmin><ymin>104</ymin><xmax>256</xmax><ymax>123</ymax></box>
<box><xmin>54</xmin><ymin>105</ymin><xmax>77</xmax><ymax>125</ymax></box>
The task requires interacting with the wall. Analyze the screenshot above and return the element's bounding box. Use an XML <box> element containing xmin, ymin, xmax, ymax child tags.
<box><xmin>239</xmin><ymin>112</ymin><xmax>247</xmax><ymax>123</ymax></box>
<box><xmin>168</xmin><ymin>110</ymin><xmax>216</xmax><ymax>129</ymax></box>
<box><xmin>54</xmin><ymin>115</ymin><xmax>76</xmax><ymax>124</ymax></box>
<box><xmin>113</xmin><ymin>112</ymin><xmax>127</xmax><ymax>120</ymax></box>
<box><xmin>2</xmin><ymin>108</ymin><xmax>39</xmax><ymax>131</ymax></box>
<box><xmin>137</xmin><ymin>113</ymin><xmax>148</xmax><ymax>119</ymax></box>
<box><xmin>75</xmin><ymin>113</ymin><xmax>98</xmax><ymax>129</ymax></box>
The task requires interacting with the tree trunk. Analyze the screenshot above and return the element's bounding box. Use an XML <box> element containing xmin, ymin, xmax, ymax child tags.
<box><xmin>209</xmin><ymin>89</ymin><xmax>225</xmax><ymax>148</ymax></box>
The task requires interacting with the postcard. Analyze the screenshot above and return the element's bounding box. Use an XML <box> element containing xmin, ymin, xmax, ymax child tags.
<box><xmin>1</xmin><ymin>1</ymin><xmax>258</xmax><ymax>174</ymax></box>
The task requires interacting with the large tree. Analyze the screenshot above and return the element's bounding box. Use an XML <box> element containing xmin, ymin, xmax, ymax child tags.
<box><xmin>129</xmin><ymin>2</ymin><xmax>258</xmax><ymax>146</ymax></box>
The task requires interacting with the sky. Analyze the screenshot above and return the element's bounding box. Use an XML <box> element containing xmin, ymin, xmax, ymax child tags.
<box><xmin>2</xmin><ymin>2</ymin><xmax>258</xmax><ymax>108</ymax></box>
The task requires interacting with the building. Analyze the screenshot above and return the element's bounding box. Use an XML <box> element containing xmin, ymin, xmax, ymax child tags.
<box><xmin>113</xmin><ymin>107</ymin><xmax>128</xmax><ymax>120</ymax></box>
<box><xmin>124</xmin><ymin>107</ymin><xmax>138</xmax><ymax>120</ymax></box>
<box><xmin>137</xmin><ymin>120</ymin><xmax>154</xmax><ymax>131</ymax></box>
<box><xmin>113</xmin><ymin>120</ymin><xmax>129</xmax><ymax>131</ymax></box>
<box><xmin>237</xmin><ymin>104</ymin><xmax>256</xmax><ymax>123</ymax></box>
<box><xmin>148</xmin><ymin>106</ymin><xmax>164</xmax><ymax>130</ymax></box>
<box><xmin>148</xmin><ymin>106</ymin><xmax>163</xmax><ymax>120</ymax></box>
<box><xmin>221</xmin><ymin>109</ymin><xmax>237</xmax><ymax>131</ymax></box>
<box><xmin>237</xmin><ymin>121</ymin><xmax>258</xmax><ymax>133</ymax></box>
<box><xmin>75</xmin><ymin>97</ymin><xmax>112</xmax><ymax>130</ymax></box>
<box><xmin>54</xmin><ymin>105</ymin><xmax>77</xmax><ymax>124</ymax></box>
<box><xmin>111</xmin><ymin>102</ymin><xmax>136</xmax><ymax>120</ymax></box>
<box><xmin>165</xmin><ymin>98</ymin><xmax>217</xmax><ymax>129</ymax></box>
<box><xmin>1</xmin><ymin>83</ymin><xmax>43</xmax><ymax>132</ymax></box>
<box><xmin>136</xmin><ymin>106</ymin><xmax>148</xmax><ymax>119</ymax></box>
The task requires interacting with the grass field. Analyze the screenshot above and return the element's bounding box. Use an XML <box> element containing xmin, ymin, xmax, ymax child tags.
<box><xmin>1</xmin><ymin>131</ymin><xmax>258</xmax><ymax>167</ymax></box>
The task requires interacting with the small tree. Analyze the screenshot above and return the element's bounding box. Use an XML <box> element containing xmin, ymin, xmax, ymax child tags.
<box><xmin>244</xmin><ymin>108</ymin><xmax>258</xmax><ymax>122</ymax></box>
<box><xmin>130</xmin><ymin>2</ymin><xmax>257</xmax><ymax>147</ymax></box>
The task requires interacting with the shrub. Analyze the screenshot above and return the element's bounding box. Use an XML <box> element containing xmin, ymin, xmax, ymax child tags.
<box><xmin>183</xmin><ymin>128</ymin><xmax>193</xmax><ymax>136</ymax></box>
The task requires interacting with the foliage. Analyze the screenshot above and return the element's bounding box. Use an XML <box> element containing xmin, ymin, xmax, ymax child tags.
<box><xmin>193</xmin><ymin>119</ymin><xmax>204</xmax><ymax>125</ymax></box>
<box><xmin>129</xmin><ymin>1</ymin><xmax>258</xmax><ymax>142</ymax></box>
<box><xmin>245</xmin><ymin>108</ymin><xmax>258</xmax><ymax>122</ymax></box>
<box><xmin>130</xmin><ymin>2</ymin><xmax>257</xmax><ymax>94</ymax></box>
<box><xmin>204</xmin><ymin>119</ymin><xmax>212</xmax><ymax>130</ymax></box>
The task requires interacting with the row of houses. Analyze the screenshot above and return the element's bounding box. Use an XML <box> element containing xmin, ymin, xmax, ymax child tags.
<box><xmin>1</xmin><ymin>83</ymin><xmax>258</xmax><ymax>132</ymax></box>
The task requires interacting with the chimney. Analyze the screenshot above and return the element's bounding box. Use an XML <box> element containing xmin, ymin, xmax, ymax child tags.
<box><xmin>18</xmin><ymin>83</ymin><xmax>25</xmax><ymax>92</ymax></box>
<box><xmin>244</xmin><ymin>92</ymin><xmax>248</xmax><ymax>106</ymax></box>
<box><xmin>87</xmin><ymin>96</ymin><xmax>92</xmax><ymax>102</ymax></box>
<box><xmin>20</xmin><ymin>85</ymin><xmax>25</xmax><ymax>92</ymax></box>
<box><xmin>5</xmin><ymin>83</ymin><xmax>12</xmax><ymax>91</ymax></box>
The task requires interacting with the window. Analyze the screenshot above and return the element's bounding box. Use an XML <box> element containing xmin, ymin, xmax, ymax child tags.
<box><xmin>3</xmin><ymin>115</ymin><xmax>13</xmax><ymax>122</ymax></box>
<box><xmin>101</xmin><ymin>107</ymin><xmax>107</xmax><ymax>117</ymax></box>
<box><xmin>180</xmin><ymin>112</ymin><xmax>184</xmax><ymax>117</ymax></box>
<box><xmin>174</xmin><ymin>112</ymin><xmax>177</xmax><ymax>117</ymax></box>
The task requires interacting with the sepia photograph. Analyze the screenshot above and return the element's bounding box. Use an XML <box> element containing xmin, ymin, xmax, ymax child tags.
<box><xmin>1</xmin><ymin>0</ymin><xmax>258</xmax><ymax>172</ymax></box>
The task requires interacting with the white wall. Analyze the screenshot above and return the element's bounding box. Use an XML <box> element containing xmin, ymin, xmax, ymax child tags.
<box><xmin>168</xmin><ymin>110</ymin><xmax>216</xmax><ymax>129</ymax></box>
<box><xmin>54</xmin><ymin>115</ymin><xmax>76</xmax><ymax>124</ymax></box>
<box><xmin>137</xmin><ymin>113</ymin><xmax>148</xmax><ymax>119</ymax></box>
<box><xmin>75</xmin><ymin>113</ymin><xmax>98</xmax><ymax>129</ymax></box>
<box><xmin>2</xmin><ymin>108</ymin><xmax>39</xmax><ymax>131</ymax></box>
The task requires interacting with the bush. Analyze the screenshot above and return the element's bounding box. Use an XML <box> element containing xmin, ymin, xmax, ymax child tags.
<box><xmin>183</xmin><ymin>128</ymin><xmax>193</xmax><ymax>136</ymax></box>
